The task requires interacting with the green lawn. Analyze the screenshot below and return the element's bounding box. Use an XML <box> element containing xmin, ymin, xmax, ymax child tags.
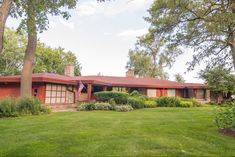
<box><xmin>0</xmin><ymin>107</ymin><xmax>234</xmax><ymax>157</ymax></box>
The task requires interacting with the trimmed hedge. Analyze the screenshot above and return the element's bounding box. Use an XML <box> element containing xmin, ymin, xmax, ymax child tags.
<box><xmin>94</xmin><ymin>91</ymin><xmax>128</xmax><ymax>104</ymax></box>
<box><xmin>144</xmin><ymin>100</ymin><xmax>157</xmax><ymax>108</ymax></box>
<box><xmin>180</xmin><ymin>101</ymin><xmax>193</xmax><ymax>108</ymax></box>
<box><xmin>180</xmin><ymin>98</ymin><xmax>202</xmax><ymax>107</ymax></box>
<box><xmin>127</xmin><ymin>97</ymin><xmax>145</xmax><ymax>109</ymax></box>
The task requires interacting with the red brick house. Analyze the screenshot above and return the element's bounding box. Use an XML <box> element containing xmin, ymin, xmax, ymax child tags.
<box><xmin>0</xmin><ymin>67</ymin><xmax>209</xmax><ymax>105</ymax></box>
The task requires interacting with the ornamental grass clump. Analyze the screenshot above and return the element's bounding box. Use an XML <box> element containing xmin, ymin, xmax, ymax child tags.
<box><xmin>0</xmin><ymin>97</ymin><xmax>47</xmax><ymax>118</ymax></box>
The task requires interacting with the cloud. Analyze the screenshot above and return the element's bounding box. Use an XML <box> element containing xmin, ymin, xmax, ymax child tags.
<box><xmin>104</xmin><ymin>32</ymin><xmax>112</xmax><ymax>36</ymax></box>
<box><xmin>59</xmin><ymin>19</ymin><xmax>75</xmax><ymax>29</ymax></box>
<box><xmin>117</xmin><ymin>28</ymin><xmax>148</xmax><ymax>37</ymax></box>
<box><xmin>77</xmin><ymin>0</ymin><xmax>150</xmax><ymax>17</ymax></box>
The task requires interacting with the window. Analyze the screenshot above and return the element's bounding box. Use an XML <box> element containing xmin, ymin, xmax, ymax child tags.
<box><xmin>112</xmin><ymin>87</ymin><xmax>127</xmax><ymax>92</ymax></box>
<box><xmin>196</xmin><ymin>89</ymin><xmax>205</xmax><ymax>99</ymax></box>
<box><xmin>45</xmin><ymin>84</ymin><xmax>66</xmax><ymax>104</ymax></box>
<box><xmin>147</xmin><ymin>89</ymin><xmax>156</xmax><ymax>97</ymax></box>
<box><xmin>167</xmin><ymin>89</ymin><xmax>176</xmax><ymax>97</ymax></box>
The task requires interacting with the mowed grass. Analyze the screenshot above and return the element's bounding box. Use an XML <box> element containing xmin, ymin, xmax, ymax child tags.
<box><xmin>0</xmin><ymin>107</ymin><xmax>234</xmax><ymax>157</ymax></box>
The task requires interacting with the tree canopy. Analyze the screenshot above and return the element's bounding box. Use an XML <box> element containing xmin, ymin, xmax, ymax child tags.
<box><xmin>174</xmin><ymin>73</ymin><xmax>185</xmax><ymax>83</ymax></box>
<box><xmin>145</xmin><ymin>0</ymin><xmax>235</xmax><ymax>70</ymax></box>
<box><xmin>126</xmin><ymin>49</ymin><xmax>169</xmax><ymax>79</ymax></box>
<box><xmin>0</xmin><ymin>28</ymin><xmax>81</xmax><ymax>76</ymax></box>
<box><xmin>199</xmin><ymin>67</ymin><xmax>235</xmax><ymax>94</ymax></box>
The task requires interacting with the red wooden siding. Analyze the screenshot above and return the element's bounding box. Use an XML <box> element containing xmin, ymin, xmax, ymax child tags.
<box><xmin>0</xmin><ymin>83</ymin><xmax>20</xmax><ymax>98</ymax></box>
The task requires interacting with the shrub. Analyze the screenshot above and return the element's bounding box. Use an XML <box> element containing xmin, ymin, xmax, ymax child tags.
<box><xmin>127</xmin><ymin>97</ymin><xmax>145</xmax><ymax>109</ymax></box>
<box><xmin>114</xmin><ymin>105</ymin><xmax>133</xmax><ymax>112</ymax></box>
<box><xmin>0</xmin><ymin>98</ymin><xmax>44</xmax><ymax>118</ymax></box>
<box><xmin>144</xmin><ymin>100</ymin><xmax>157</xmax><ymax>108</ymax></box>
<box><xmin>95</xmin><ymin>103</ymin><xmax>113</xmax><ymax>110</ymax></box>
<box><xmin>0</xmin><ymin>98</ymin><xmax>18</xmax><ymax>117</ymax></box>
<box><xmin>180</xmin><ymin>101</ymin><xmax>193</xmax><ymax>108</ymax></box>
<box><xmin>18</xmin><ymin>98</ymin><xmax>41</xmax><ymax>115</ymax></box>
<box><xmin>78</xmin><ymin>102</ymin><xmax>96</xmax><ymax>111</ymax></box>
<box><xmin>214</xmin><ymin>105</ymin><xmax>235</xmax><ymax>130</ymax></box>
<box><xmin>94</xmin><ymin>91</ymin><xmax>128</xmax><ymax>104</ymax></box>
<box><xmin>130</xmin><ymin>90</ymin><xmax>141</xmax><ymax>97</ymax></box>
<box><xmin>180</xmin><ymin>98</ymin><xmax>202</xmax><ymax>107</ymax></box>
<box><xmin>156</xmin><ymin>97</ymin><xmax>182</xmax><ymax>107</ymax></box>
<box><xmin>40</xmin><ymin>106</ymin><xmax>52</xmax><ymax>114</ymax></box>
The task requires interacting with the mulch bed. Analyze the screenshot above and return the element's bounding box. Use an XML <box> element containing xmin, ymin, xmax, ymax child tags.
<box><xmin>219</xmin><ymin>128</ymin><xmax>235</xmax><ymax>138</ymax></box>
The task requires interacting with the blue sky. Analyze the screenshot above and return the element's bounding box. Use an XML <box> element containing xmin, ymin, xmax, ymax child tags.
<box><xmin>6</xmin><ymin>0</ymin><xmax>205</xmax><ymax>83</ymax></box>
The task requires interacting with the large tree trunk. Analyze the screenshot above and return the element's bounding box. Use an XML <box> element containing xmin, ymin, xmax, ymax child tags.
<box><xmin>0</xmin><ymin>0</ymin><xmax>12</xmax><ymax>54</ymax></box>
<box><xmin>231</xmin><ymin>41</ymin><xmax>235</xmax><ymax>70</ymax></box>
<box><xmin>231</xmin><ymin>0</ymin><xmax>235</xmax><ymax>13</ymax></box>
<box><xmin>20</xmin><ymin>8</ymin><xmax>37</xmax><ymax>98</ymax></box>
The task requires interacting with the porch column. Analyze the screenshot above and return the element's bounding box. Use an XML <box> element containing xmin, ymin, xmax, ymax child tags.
<box><xmin>103</xmin><ymin>86</ymin><xmax>108</xmax><ymax>91</ymax></box>
<box><xmin>205</xmin><ymin>89</ymin><xmax>210</xmax><ymax>101</ymax></box>
<box><xmin>87</xmin><ymin>84</ymin><xmax>92</xmax><ymax>101</ymax></box>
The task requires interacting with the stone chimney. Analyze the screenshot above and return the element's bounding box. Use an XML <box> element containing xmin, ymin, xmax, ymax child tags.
<box><xmin>64</xmin><ymin>65</ymin><xmax>74</xmax><ymax>77</ymax></box>
<box><xmin>126</xmin><ymin>70</ymin><xmax>135</xmax><ymax>78</ymax></box>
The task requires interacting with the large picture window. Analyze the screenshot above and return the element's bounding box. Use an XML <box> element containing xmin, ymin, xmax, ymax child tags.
<box><xmin>45</xmin><ymin>84</ymin><xmax>66</xmax><ymax>104</ymax></box>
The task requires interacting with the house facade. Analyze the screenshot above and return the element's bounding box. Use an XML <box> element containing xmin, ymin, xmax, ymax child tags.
<box><xmin>0</xmin><ymin>67</ymin><xmax>209</xmax><ymax>105</ymax></box>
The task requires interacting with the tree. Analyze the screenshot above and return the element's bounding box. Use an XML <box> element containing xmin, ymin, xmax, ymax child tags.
<box><xmin>0</xmin><ymin>28</ymin><xmax>81</xmax><ymax>76</ymax></box>
<box><xmin>0</xmin><ymin>0</ymin><xmax>113</xmax><ymax>97</ymax></box>
<box><xmin>34</xmin><ymin>44</ymin><xmax>81</xmax><ymax>76</ymax></box>
<box><xmin>14</xmin><ymin>0</ymin><xmax>78</xmax><ymax>98</ymax></box>
<box><xmin>0</xmin><ymin>0</ymin><xmax>107</xmax><ymax>54</ymax></box>
<box><xmin>174</xmin><ymin>73</ymin><xmax>185</xmax><ymax>83</ymax></box>
<box><xmin>0</xmin><ymin>28</ymin><xmax>25</xmax><ymax>75</ymax></box>
<box><xmin>199</xmin><ymin>66</ymin><xmax>235</xmax><ymax>102</ymax></box>
<box><xmin>145</xmin><ymin>0</ymin><xmax>235</xmax><ymax>71</ymax></box>
<box><xmin>126</xmin><ymin>49</ymin><xmax>169</xmax><ymax>79</ymax></box>
<box><xmin>0</xmin><ymin>0</ymin><xmax>12</xmax><ymax>54</ymax></box>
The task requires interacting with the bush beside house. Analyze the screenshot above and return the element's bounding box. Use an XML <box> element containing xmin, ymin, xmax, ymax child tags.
<box><xmin>79</xmin><ymin>91</ymin><xmax>202</xmax><ymax>112</ymax></box>
<box><xmin>0</xmin><ymin>98</ymin><xmax>51</xmax><ymax>118</ymax></box>
<box><xmin>214</xmin><ymin>104</ymin><xmax>235</xmax><ymax>130</ymax></box>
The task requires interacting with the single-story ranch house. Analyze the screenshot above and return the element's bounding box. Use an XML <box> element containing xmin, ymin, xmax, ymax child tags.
<box><xmin>0</xmin><ymin>66</ymin><xmax>210</xmax><ymax>105</ymax></box>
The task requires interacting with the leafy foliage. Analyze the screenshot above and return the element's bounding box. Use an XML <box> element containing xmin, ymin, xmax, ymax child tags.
<box><xmin>144</xmin><ymin>100</ymin><xmax>157</xmax><ymax>108</ymax></box>
<box><xmin>199</xmin><ymin>66</ymin><xmax>235</xmax><ymax>94</ymax></box>
<box><xmin>0</xmin><ymin>97</ymin><xmax>48</xmax><ymax>118</ymax></box>
<box><xmin>0</xmin><ymin>28</ymin><xmax>81</xmax><ymax>76</ymax></box>
<box><xmin>180</xmin><ymin>101</ymin><xmax>193</xmax><ymax>108</ymax></box>
<box><xmin>94</xmin><ymin>103</ymin><xmax>113</xmax><ymax>110</ymax></box>
<box><xmin>0</xmin><ymin>98</ymin><xmax>19</xmax><ymax>117</ymax></box>
<box><xmin>126</xmin><ymin>48</ymin><xmax>169</xmax><ymax>79</ymax></box>
<box><xmin>17</xmin><ymin>98</ymin><xmax>41</xmax><ymax>115</ymax></box>
<box><xmin>34</xmin><ymin>43</ymin><xmax>82</xmax><ymax>76</ymax></box>
<box><xmin>0</xmin><ymin>28</ymin><xmax>26</xmax><ymax>75</ymax></box>
<box><xmin>144</xmin><ymin>0</ymin><xmax>235</xmax><ymax>70</ymax></box>
<box><xmin>156</xmin><ymin>97</ymin><xmax>182</xmax><ymax>107</ymax></box>
<box><xmin>94</xmin><ymin>91</ymin><xmax>129</xmax><ymax>104</ymax></box>
<box><xmin>78</xmin><ymin>102</ymin><xmax>96</xmax><ymax>111</ymax></box>
<box><xmin>214</xmin><ymin>105</ymin><xmax>235</xmax><ymax>130</ymax></box>
<box><xmin>114</xmin><ymin>105</ymin><xmax>133</xmax><ymax>112</ymax></box>
<box><xmin>174</xmin><ymin>73</ymin><xmax>185</xmax><ymax>83</ymax></box>
<box><xmin>127</xmin><ymin>97</ymin><xmax>145</xmax><ymax>109</ymax></box>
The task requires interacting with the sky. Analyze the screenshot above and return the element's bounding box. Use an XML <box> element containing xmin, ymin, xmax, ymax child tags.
<box><xmin>6</xmin><ymin>0</ymin><xmax>205</xmax><ymax>83</ymax></box>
